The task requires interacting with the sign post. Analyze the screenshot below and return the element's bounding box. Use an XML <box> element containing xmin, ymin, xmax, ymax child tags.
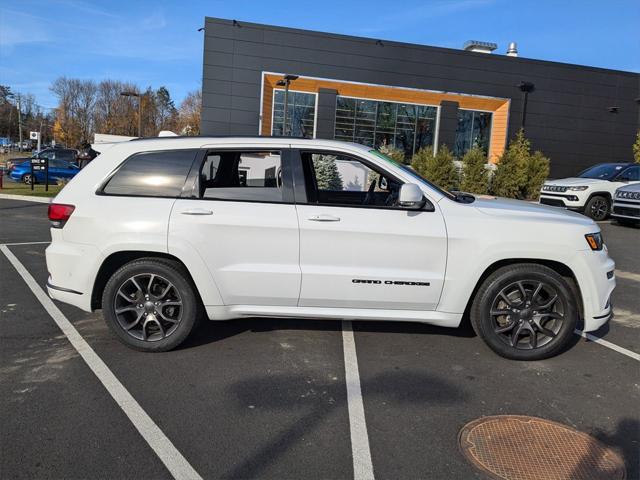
<box><xmin>30</xmin><ymin>131</ymin><xmax>40</xmax><ymax>154</ymax></box>
<box><xmin>30</xmin><ymin>156</ymin><xmax>48</xmax><ymax>191</ymax></box>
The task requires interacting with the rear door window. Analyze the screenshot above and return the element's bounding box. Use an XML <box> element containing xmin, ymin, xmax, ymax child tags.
<box><xmin>199</xmin><ymin>150</ymin><xmax>285</xmax><ymax>202</ymax></box>
<box><xmin>102</xmin><ymin>149</ymin><xmax>197</xmax><ymax>197</ymax></box>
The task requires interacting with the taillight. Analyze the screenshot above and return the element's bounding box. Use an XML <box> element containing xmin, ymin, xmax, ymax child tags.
<box><xmin>48</xmin><ymin>203</ymin><xmax>75</xmax><ymax>228</ymax></box>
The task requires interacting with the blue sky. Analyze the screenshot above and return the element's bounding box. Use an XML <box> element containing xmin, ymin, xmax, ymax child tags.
<box><xmin>1</xmin><ymin>0</ymin><xmax>639</xmax><ymax>111</ymax></box>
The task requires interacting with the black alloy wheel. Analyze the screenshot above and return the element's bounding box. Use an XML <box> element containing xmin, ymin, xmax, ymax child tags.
<box><xmin>102</xmin><ymin>258</ymin><xmax>201</xmax><ymax>352</ymax></box>
<box><xmin>585</xmin><ymin>195</ymin><xmax>609</xmax><ymax>221</ymax></box>
<box><xmin>471</xmin><ymin>264</ymin><xmax>578</xmax><ymax>360</ymax></box>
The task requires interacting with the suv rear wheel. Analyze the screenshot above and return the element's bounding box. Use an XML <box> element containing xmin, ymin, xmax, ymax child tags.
<box><xmin>102</xmin><ymin>258</ymin><xmax>202</xmax><ymax>352</ymax></box>
<box><xmin>584</xmin><ymin>195</ymin><xmax>609</xmax><ymax>221</ymax></box>
<box><xmin>470</xmin><ymin>264</ymin><xmax>578</xmax><ymax>360</ymax></box>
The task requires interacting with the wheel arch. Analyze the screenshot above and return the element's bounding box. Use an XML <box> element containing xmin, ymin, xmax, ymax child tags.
<box><xmin>585</xmin><ymin>191</ymin><xmax>612</xmax><ymax>203</ymax></box>
<box><xmin>91</xmin><ymin>251</ymin><xmax>208</xmax><ymax>310</ymax></box>
<box><xmin>461</xmin><ymin>258</ymin><xmax>583</xmax><ymax>325</ymax></box>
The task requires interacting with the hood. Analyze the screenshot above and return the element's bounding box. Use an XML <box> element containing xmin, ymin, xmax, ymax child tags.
<box><xmin>544</xmin><ymin>177</ymin><xmax>604</xmax><ymax>187</ymax></box>
<box><xmin>473</xmin><ymin>196</ymin><xmax>595</xmax><ymax>227</ymax></box>
<box><xmin>617</xmin><ymin>183</ymin><xmax>640</xmax><ymax>193</ymax></box>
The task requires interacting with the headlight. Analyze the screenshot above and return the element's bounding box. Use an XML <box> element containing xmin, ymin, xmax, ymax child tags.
<box><xmin>585</xmin><ymin>232</ymin><xmax>604</xmax><ymax>251</ymax></box>
<box><xmin>568</xmin><ymin>186</ymin><xmax>589</xmax><ymax>191</ymax></box>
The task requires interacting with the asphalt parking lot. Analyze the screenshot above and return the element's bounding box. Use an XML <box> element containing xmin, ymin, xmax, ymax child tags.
<box><xmin>1</xmin><ymin>197</ymin><xmax>638</xmax><ymax>480</ymax></box>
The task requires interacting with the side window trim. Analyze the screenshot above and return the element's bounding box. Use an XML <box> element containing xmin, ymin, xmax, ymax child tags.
<box><xmin>291</xmin><ymin>148</ymin><xmax>426</xmax><ymax>211</ymax></box>
<box><xmin>190</xmin><ymin>148</ymin><xmax>295</xmax><ymax>204</ymax></box>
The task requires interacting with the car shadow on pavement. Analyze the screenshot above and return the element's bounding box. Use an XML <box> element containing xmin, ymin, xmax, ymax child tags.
<box><xmin>222</xmin><ymin>370</ymin><xmax>467</xmax><ymax>479</ymax></box>
<box><xmin>571</xmin><ymin>417</ymin><xmax>639</xmax><ymax>480</ymax></box>
<box><xmin>178</xmin><ymin>316</ymin><xmax>477</xmax><ymax>351</ymax></box>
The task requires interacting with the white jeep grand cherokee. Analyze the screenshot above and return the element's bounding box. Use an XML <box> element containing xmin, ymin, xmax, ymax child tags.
<box><xmin>539</xmin><ymin>163</ymin><xmax>640</xmax><ymax>221</ymax></box>
<box><xmin>46</xmin><ymin>137</ymin><xmax>616</xmax><ymax>360</ymax></box>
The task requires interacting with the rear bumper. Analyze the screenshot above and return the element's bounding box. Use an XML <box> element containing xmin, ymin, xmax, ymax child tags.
<box><xmin>45</xmin><ymin>235</ymin><xmax>103</xmax><ymax>312</ymax></box>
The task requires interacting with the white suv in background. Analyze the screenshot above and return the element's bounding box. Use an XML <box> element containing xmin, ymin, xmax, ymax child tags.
<box><xmin>46</xmin><ymin>137</ymin><xmax>615</xmax><ymax>360</ymax></box>
<box><xmin>539</xmin><ymin>163</ymin><xmax>640</xmax><ymax>221</ymax></box>
<box><xmin>612</xmin><ymin>183</ymin><xmax>640</xmax><ymax>226</ymax></box>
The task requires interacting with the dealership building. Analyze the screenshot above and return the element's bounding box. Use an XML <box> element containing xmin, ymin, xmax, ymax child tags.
<box><xmin>201</xmin><ymin>17</ymin><xmax>639</xmax><ymax>178</ymax></box>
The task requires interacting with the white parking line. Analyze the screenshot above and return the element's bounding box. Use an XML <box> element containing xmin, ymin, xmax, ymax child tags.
<box><xmin>615</xmin><ymin>270</ymin><xmax>640</xmax><ymax>283</ymax></box>
<box><xmin>342</xmin><ymin>320</ymin><xmax>375</xmax><ymax>480</ymax></box>
<box><xmin>1</xmin><ymin>241</ymin><xmax>51</xmax><ymax>246</ymax></box>
<box><xmin>0</xmin><ymin>245</ymin><xmax>203</xmax><ymax>480</ymax></box>
<box><xmin>575</xmin><ymin>329</ymin><xmax>640</xmax><ymax>361</ymax></box>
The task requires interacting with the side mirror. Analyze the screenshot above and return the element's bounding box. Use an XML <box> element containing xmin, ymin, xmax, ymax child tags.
<box><xmin>399</xmin><ymin>183</ymin><xmax>426</xmax><ymax>210</ymax></box>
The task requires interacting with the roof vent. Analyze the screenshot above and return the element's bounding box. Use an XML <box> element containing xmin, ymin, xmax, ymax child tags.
<box><xmin>463</xmin><ymin>40</ymin><xmax>498</xmax><ymax>54</ymax></box>
<box><xmin>506</xmin><ymin>42</ymin><xmax>518</xmax><ymax>57</ymax></box>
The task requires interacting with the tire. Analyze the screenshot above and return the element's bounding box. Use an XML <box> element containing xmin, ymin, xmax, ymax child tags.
<box><xmin>584</xmin><ymin>195</ymin><xmax>609</xmax><ymax>221</ymax></box>
<box><xmin>102</xmin><ymin>258</ymin><xmax>202</xmax><ymax>352</ymax></box>
<box><xmin>470</xmin><ymin>264</ymin><xmax>578</xmax><ymax>360</ymax></box>
<box><xmin>22</xmin><ymin>173</ymin><xmax>34</xmax><ymax>185</ymax></box>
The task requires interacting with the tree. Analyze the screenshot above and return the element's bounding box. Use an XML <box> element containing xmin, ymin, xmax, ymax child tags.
<box><xmin>176</xmin><ymin>90</ymin><xmax>201</xmax><ymax>135</ymax></box>
<box><xmin>633</xmin><ymin>130</ymin><xmax>640</xmax><ymax>163</ymax></box>
<box><xmin>524</xmin><ymin>150</ymin><xmax>550</xmax><ymax>200</ymax></box>
<box><xmin>155</xmin><ymin>86</ymin><xmax>178</xmax><ymax>132</ymax></box>
<box><xmin>314</xmin><ymin>154</ymin><xmax>343</xmax><ymax>190</ymax></box>
<box><xmin>378</xmin><ymin>142</ymin><xmax>406</xmax><ymax>164</ymax></box>
<box><xmin>459</xmin><ymin>147</ymin><xmax>489</xmax><ymax>194</ymax></box>
<box><xmin>411</xmin><ymin>145</ymin><xmax>458</xmax><ymax>191</ymax></box>
<box><xmin>491</xmin><ymin>130</ymin><xmax>529</xmax><ymax>198</ymax></box>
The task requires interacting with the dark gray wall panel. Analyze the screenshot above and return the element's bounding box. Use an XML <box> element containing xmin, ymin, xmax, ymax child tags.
<box><xmin>202</xmin><ymin>17</ymin><xmax>639</xmax><ymax>177</ymax></box>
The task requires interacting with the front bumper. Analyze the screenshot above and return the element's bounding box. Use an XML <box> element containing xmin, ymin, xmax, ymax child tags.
<box><xmin>611</xmin><ymin>201</ymin><xmax>640</xmax><ymax>220</ymax></box>
<box><xmin>539</xmin><ymin>193</ymin><xmax>586</xmax><ymax>210</ymax></box>
<box><xmin>569</xmin><ymin>249</ymin><xmax>616</xmax><ymax>332</ymax></box>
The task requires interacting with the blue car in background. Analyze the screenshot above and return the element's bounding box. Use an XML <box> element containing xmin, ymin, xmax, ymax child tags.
<box><xmin>9</xmin><ymin>159</ymin><xmax>80</xmax><ymax>184</ymax></box>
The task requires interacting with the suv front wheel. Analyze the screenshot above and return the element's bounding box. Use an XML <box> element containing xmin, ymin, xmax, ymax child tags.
<box><xmin>102</xmin><ymin>258</ymin><xmax>202</xmax><ymax>352</ymax></box>
<box><xmin>584</xmin><ymin>195</ymin><xmax>610</xmax><ymax>221</ymax></box>
<box><xmin>470</xmin><ymin>264</ymin><xmax>578</xmax><ymax>360</ymax></box>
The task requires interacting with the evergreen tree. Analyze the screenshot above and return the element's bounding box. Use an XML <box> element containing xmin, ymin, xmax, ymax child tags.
<box><xmin>524</xmin><ymin>150</ymin><xmax>550</xmax><ymax>200</ymax></box>
<box><xmin>314</xmin><ymin>154</ymin><xmax>343</xmax><ymax>190</ymax></box>
<box><xmin>491</xmin><ymin>130</ymin><xmax>529</xmax><ymax>198</ymax></box>
<box><xmin>411</xmin><ymin>145</ymin><xmax>458</xmax><ymax>191</ymax></box>
<box><xmin>633</xmin><ymin>130</ymin><xmax>640</xmax><ymax>163</ymax></box>
<box><xmin>378</xmin><ymin>142</ymin><xmax>406</xmax><ymax>164</ymax></box>
<box><xmin>459</xmin><ymin>146</ymin><xmax>489</xmax><ymax>194</ymax></box>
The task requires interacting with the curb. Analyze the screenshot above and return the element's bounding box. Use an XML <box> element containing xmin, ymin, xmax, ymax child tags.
<box><xmin>0</xmin><ymin>193</ymin><xmax>52</xmax><ymax>203</ymax></box>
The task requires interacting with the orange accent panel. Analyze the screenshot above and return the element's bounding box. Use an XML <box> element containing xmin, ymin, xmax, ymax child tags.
<box><xmin>262</xmin><ymin>74</ymin><xmax>510</xmax><ymax>161</ymax></box>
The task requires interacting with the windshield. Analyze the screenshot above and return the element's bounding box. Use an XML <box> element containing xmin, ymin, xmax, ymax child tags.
<box><xmin>369</xmin><ymin>149</ymin><xmax>456</xmax><ymax>200</ymax></box>
<box><xmin>578</xmin><ymin>164</ymin><xmax>627</xmax><ymax>180</ymax></box>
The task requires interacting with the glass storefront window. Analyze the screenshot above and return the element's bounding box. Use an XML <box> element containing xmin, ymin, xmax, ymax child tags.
<box><xmin>454</xmin><ymin>110</ymin><xmax>492</xmax><ymax>157</ymax></box>
<box><xmin>272</xmin><ymin>90</ymin><xmax>316</xmax><ymax>138</ymax></box>
<box><xmin>334</xmin><ymin>96</ymin><xmax>437</xmax><ymax>159</ymax></box>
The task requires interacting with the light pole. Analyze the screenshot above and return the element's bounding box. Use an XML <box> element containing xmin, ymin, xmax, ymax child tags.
<box><xmin>16</xmin><ymin>95</ymin><xmax>23</xmax><ymax>151</ymax></box>
<box><xmin>516</xmin><ymin>81</ymin><xmax>535</xmax><ymax>133</ymax></box>
<box><xmin>120</xmin><ymin>91</ymin><xmax>143</xmax><ymax>137</ymax></box>
<box><xmin>276</xmin><ymin>74</ymin><xmax>298</xmax><ymax>136</ymax></box>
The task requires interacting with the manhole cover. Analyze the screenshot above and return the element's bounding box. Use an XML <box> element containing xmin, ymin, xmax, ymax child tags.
<box><xmin>458</xmin><ymin>415</ymin><xmax>626</xmax><ymax>480</ymax></box>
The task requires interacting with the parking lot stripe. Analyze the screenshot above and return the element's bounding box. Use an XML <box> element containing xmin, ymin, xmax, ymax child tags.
<box><xmin>1</xmin><ymin>241</ymin><xmax>51</xmax><ymax>246</ymax></box>
<box><xmin>342</xmin><ymin>320</ymin><xmax>375</xmax><ymax>480</ymax></box>
<box><xmin>615</xmin><ymin>269</ymin><xmax>640</xmax><ymax>283</ymax></box>
<box><xmin>575</xmin><ymin>329</ymin><xmax>640</xmax><ymax>361</ymax></box>
<box><xmin>0</xmin><ymin>245</ymin><xmax>203</xmax><ymax>480</ymax></box>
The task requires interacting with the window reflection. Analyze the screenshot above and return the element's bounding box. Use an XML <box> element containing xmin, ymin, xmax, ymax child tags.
<box><xmin>334</xmin><ymin>96</ymin><xmax>437</xmax><ymax>159</ymax></box>
<box><xmin>454</xmin><ymin>110</ymin><xmax>492</xmax><ymax>157</ymax></box>
<box><xmin>272</xmin><ymin>90</ymin><xmax>316</xmax><ymax>138</ymax></box>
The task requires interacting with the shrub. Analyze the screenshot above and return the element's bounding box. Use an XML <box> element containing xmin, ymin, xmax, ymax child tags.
<box><xmin>378</xmin><ymin>143</ymin><xmax>406</xmax><ymax>164</ymax></box>
<box><xmin>633</xmin><ymin>130</ymin><xmax>640</xmax><ymax>163</ymax></box>
<box><xmin>411</xmin><ymin>144</ymin><xmax>458</xmax><ymax>191</ymax></box>
<box><xmin>524</xmin><ymin>150</ymin><xmax>550</xmax><ymax>200</ymax></box>
<box><xmin>491</xmin><ymin>130</ymin><xmax>529</xmax><ymax>198</ymax></box>
<box><xmin>459</xmin><ymin>147</ymin><xmax>489</xmax><ymax>194</ymax></box>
